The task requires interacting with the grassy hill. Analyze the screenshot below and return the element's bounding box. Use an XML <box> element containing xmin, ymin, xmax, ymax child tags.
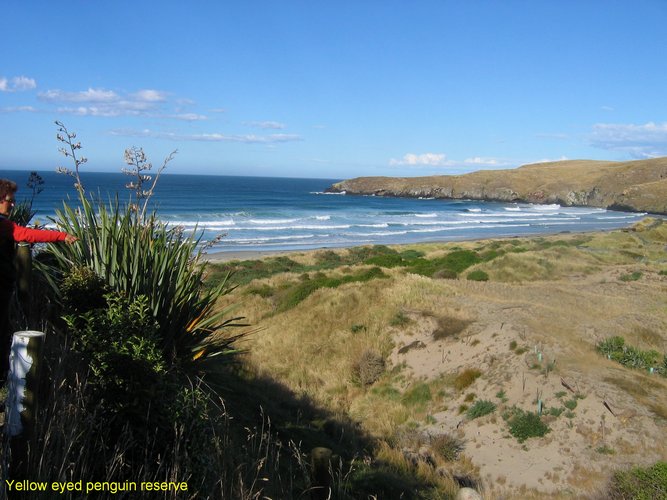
<box><xmin>208</xmin><ymin>218</ymin><xmax>667</xmax><ymax>498</ymax></box>
<box><xmin>327</xmin><ymin>157</ymin><xmax>667</xmax><ymax>214</ymax></box>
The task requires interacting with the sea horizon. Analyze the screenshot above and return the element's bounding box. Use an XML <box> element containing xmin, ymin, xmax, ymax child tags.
<box><xmin>0</xmin><ymin>169</ymin><xmax>650</xmax><ymax>255</ymax></box>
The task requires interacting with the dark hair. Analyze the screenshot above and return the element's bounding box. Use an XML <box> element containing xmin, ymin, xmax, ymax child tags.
<box><xmin>0</xmin><ymin>179</ymin><xmax>17</xmax><ymax>200</ymax></box>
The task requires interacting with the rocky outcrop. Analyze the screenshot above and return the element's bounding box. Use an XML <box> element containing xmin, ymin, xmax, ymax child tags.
<box><xmin>326</xmin><ymin>157</ymin><xmax>667</xmax><ymax>214</ymax></box>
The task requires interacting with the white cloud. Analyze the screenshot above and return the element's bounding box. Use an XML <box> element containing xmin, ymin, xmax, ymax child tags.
<box><xmin>39</xmin><ymin>88</ymin><xmax>119</xmax><ymax>103</ymax></box>
<box><xmin>109</xmin><ymin>128</ymin><xmax>301</xmax><ymax>144</ymax></box>
<box><xmin>131</xmin><ymin>89</ymin><xmax>168</xmax><ymax>102</ymax></box>
<box><xmin>0</xmin><ymin>106</ymin><xmax>37</xmax><ymax>113</ymax></box>
<box><xmin>170</xmin><ymin>113</ymin><xmax>207</xmax><ymax>121</ymax></box>
<box><xmin>463</xmin><ymin>157</ymin><xmax>500</xmax><ymax>166</ymax></box>
<box><xmin>590</xmin><ymin>121</ymin><xmax>667</xmax><ymax>158</ymax></box>
<box><xmin>389</xmin><ymin>153</ymin><xmax>448</xmax><ymax>166</ymax></box>
<box><xmin>37</xmin><ymin>86</ymin><xmax>209</xmax><ymax>121</ymax></box>
<box><xmin>389</xmin><ymin>152</ymin><xmax>512</xmax><ymax>171</ymax></box>
<box><xmin>245</xmin><ymin>121</ymin><xmax>286</xmax><ymax>130</ymax></box>
<box><xmin>12</xmin><ymin>76</ymin><xmax>36</xmax><ymax>91</ymax></box>
<box><xmin>530</xmin><ymin>156</ymin><xmax>570</xmax><ymax>164</ymax></box>
<box><xmin>0</xmin><ymin>75</ymin><xmax>37</xmax><ymax>92</ymax></box>
<box><xmin>535</xmin><ymin>132</ymin><xmax>569</xmax><ymax>140</ymax></box>
<box><xmin>56</xmin><ymin>105</ymin><xmax>138</xmax><ymax>117</ymax></box>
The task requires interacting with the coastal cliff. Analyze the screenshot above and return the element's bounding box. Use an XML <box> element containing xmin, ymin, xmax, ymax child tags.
<box><xmin>327</xmin><ymin>157</ymin><xmax>667</xmax><ymax>214</ymax></box>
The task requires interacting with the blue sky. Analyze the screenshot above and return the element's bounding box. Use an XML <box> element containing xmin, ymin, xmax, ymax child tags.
<box><xmin>1</xmin><ymin>1</ymin><xmax>667</xmax><ymax>179</ymax></box>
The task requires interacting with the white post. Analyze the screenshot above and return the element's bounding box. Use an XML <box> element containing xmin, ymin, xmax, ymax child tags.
<box><xmin>5</xmin><ymin>330</ymin><xmax>45</xmax><ymax>438</ymax></box>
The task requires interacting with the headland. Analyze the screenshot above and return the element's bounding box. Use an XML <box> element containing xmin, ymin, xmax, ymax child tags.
<box><xmin>327</xmin><ymin>157</ymin><xmax>667</xmax><ymax>214</ymax></box>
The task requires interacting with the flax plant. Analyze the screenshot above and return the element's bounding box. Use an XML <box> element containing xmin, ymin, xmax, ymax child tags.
<box><xmin>46</xmin><ymin>192</ymin><xmax>245</xmax><ymax>367</ymax></box>
<box><xmin>47</xmin><ymin>123</ymin><xmax>247</xmax><ymax>368</ymax></box>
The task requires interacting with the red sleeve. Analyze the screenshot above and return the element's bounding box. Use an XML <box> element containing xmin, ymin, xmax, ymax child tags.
<box><xmin>10</xmin><ymin>221</ymin><xmax>68</xmax><ymax>243</ymax></box>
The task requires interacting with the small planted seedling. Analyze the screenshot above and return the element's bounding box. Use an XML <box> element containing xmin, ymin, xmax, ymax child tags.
<box><xmin>504</xmin><ymin>407</ymin><xmax>550</xmax><ymax>443</ymax></box>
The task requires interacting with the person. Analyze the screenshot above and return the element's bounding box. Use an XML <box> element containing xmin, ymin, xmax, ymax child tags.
<box><xmin>0</xmin><ymin>178</ymin><xmax>78</xmax><ymax>383</ymax></box>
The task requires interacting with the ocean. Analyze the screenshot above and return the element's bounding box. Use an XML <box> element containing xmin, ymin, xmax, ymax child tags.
<box><xmin>0</xmin><ymin>169</ymin><xmax>649</xmax><ymax>255</ymax></box>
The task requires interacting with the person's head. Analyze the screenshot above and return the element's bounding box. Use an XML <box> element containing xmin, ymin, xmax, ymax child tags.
<box><xmin>0</xmin><ymin>179</ymin><xmax>17</xmax><ymax>216</ymax></box>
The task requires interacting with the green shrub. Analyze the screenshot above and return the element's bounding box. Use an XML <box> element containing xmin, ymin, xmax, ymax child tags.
<box><xmin>63</xmin><ymin>293</ymin><xmax>167</xmax><ymax>425</ymax></box>
<box><xmin>363</xmin><ymin>249</ymin><xmax>427</xmax><ymax>269</ymax></box>
<box><xmin>246</xmin><ymin>283</ymin><xmax>275</xmax><ymax>298</ymax></box>
<box><xmin>466</xmin><ymin>270</ymin><xmax>489</xmax><ymax>281</ymax></box>
<box><xmin>597</xmin><ymin>336</ymin><xmax>664</xmax><ymax>374</ymax></box>
<box><xmin>607</xmin><ymin>461</ymin><xmax>667</xmax><ymax>500</ymax></box>
<box><xmin>466</xmin><ymin>400</ymin><xmax>496</xmax><ymax>420</ymax></box>
<box><xmin>480</xmin><ymin>249</ymin><xmax>501</xmax><ymax>261</ymax></box>
<box><xmin>212</xmin><ymin>256</ymin><xmax>303</xmax><ymax>286</ymax></box>
<box><xmin>315</xmin><ymin>249</ymin><xmax>343</xmax><ymax>267</ymax></box>
<box><xmin>276</xmin><ymin>267</ymin><xmax>388</xmax><ymax>312</ymax></box>
<box><xmin>619</xmin><ymin>271</ymin><xmax>643</xmax><ymax>282</ymax></box>
<box><xmin>504</xmin><ymin>407</ymin><xmax>550</xmax><ymax>442</ymax></box>
<box><xmin>347</xmin><ymin>245</ymin><xmax>397</xmax><ymax>263</ymax></box>
<box><xmin>365</xmin><ymin>253</ymin><xmax>405</xmax><ymax>268</ymax></box>
<box><xmin>399</xmin><ymin>249</ymin><xmax>425</xmax><ymax>261</ymax></box>
<box><xmin>438</xmin><ymin>249</ymin><xmax>482</xmax><ymax>273</ymax></box>
<box><xmin>596</xmin><ymin>445</ymin><xmax>615</xmax><ymax>455</ymax></box>
<box><xmin>409</xmin><ymin>250</ymin><xmax>481</xmax><ymax>278</ymax></box>
<box><xmin>60</xmin><ymin>266</ymin><xmax>108</xmax><ymax>314</ymax></box>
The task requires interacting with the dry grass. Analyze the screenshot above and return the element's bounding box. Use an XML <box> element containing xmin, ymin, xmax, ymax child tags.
<box><xmin>453</xmin><ymin>369</ymin><xmax>483</xmax><ymax>391</ymax></box>
<box><xmin>215</xmin><ymin>219</ymin><xmax>667</xmax><ymax>498</ymax></box>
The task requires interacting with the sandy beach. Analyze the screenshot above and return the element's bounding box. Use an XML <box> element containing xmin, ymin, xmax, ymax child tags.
<box><xmin>203</xmin><ymin>249</ymin><xmax>298</xmax><ymax>263</ymax></box>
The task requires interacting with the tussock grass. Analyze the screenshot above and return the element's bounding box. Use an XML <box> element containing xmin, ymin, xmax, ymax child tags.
<box><xmin>433</xmin><ymin>315</ymin><xmax>472</xmax><ymax>340</ymax></box>
<box><xmin>453</xmin><ymin>369</ymin><xmax>482</xmax><ymax>391</ymax></box>
<box><xmin>352</xmin><ymin>349</ymin><xmax>386</xmax><ymax>387</ymax></box>
<box><xmin>430</xmin><ymin>434</ymin><xmax>465</xmax><ymax>461</ymax></box>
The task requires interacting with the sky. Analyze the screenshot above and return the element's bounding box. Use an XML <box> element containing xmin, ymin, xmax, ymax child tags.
<box><xmin>1</xmin><ymin>1</ymin><xmax>667</xmax><ymax>180</ymax></box>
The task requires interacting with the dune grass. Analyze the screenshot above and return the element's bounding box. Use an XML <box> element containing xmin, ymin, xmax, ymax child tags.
<box><xmin>205</xmin><ymin>218</ymin><xmax>667</xmax><ymax>498</ymax></box>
